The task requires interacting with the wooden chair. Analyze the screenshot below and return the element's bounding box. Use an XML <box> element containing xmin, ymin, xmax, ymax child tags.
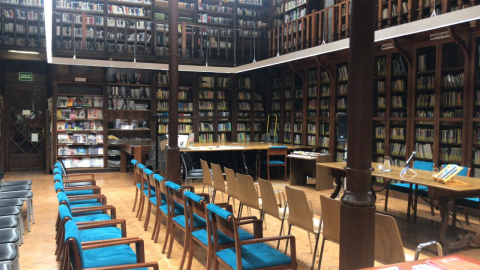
<box><xmin>181</xmin><ymin>152</ymin><xmax>204</xmax><ymax>186</ymax></box>
<box><xmin>64</xmin><ymin>220</ymin><xmax>159</xmax><ymax>270</ymax></box>
<box><xmin>200</xmin><ymin>159</ymin><xmax>214</xmax><ymax>194</ymax></box>
<box><xmin>211</xmin><ymin>163</ymin><xmax>227</xmax><ymax>203</ymax></box>
<box><xmin>260</xmin><ymin>146</ymin><xmax>288</xmax><ymax>180</ymax></box>
<box><xmin>318</xmin><ymin>195</ymin><xmax>341</xmax><ymax>269</ymax></box>
<box><xmin>284</xmin><ymin>186</ymin><xmax>321</xmax><ymax>270</ymax></box>
<box><xmin>384</xmin><ymin>160</ymin><xmax>434</xmax><ymax>219</ymax></box>
<box><xmin>142</xmin><ymin>168</ymin><xmax>159</xmax><ymax>232</ymax></box>
<box><xmin>151</xmin><ymin>174</ymin><xmax>167</xmax><ymax>243</ymax></box>
<box><xmin>257</xmin><ymin>178</ymin><xmax>288</xmax><ymax>249</ymax></box>
<box><xmin>131</xmin><ymin>159</ymin><xmax>142</xmax><ymax>212</ymax></box>
<box><xmin>207</xmin><ymin>203</ymin><xmax>296</xmax><ymax>270</ymax></box>
<box><xmin>224</xmin><ymin>167</ymin><xmax>239</xmax><ymax>211</ymax></box>
<box><xmin>374</xmin><ymin>213</ymin><xmax>443</xmax><ymax>264</ymax></box>
<box><xmin>135</xmin><ymin>163</ymin><xmax>147</xmax><ymax>219</ymax></box>
<box><xmin>236</xmin><ymin>173</ymin><xmax>263</xmax><ymax>219</ymax></box>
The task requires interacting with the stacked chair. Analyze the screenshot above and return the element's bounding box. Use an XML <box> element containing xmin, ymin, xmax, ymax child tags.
<box><xmin>0</xmin><ymin>167</ymin><xmax>34</xmax><ymax>270</ymax></box>
<box><xmin>53</xmin><ymin>161</ymin><xmax>159</xmax><ymax>270</ymax></box>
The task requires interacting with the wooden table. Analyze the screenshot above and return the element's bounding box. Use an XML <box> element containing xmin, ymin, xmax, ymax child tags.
<box><xmin>287</xmin><ymin>153</ymin><xmax>334</xmax><ymax>190</ymax></box>
<box><xmin>317</xmin><ymin>162</ymin><xmax>480</xmax><ymax>253</ymax></box>
<box><xmin>118</xmin><ymin>141</ymin><xmax>313</xmax><ymax>173</ymax></box>
<box><xmin>359</xmin><ymin>254</ymin><xmax>480</xmax><ymax>269</ymax></box>
<box><xmin>118</xmin><ymin>141</ymin><xmax>155</xmax><ymax>173</ymax></box>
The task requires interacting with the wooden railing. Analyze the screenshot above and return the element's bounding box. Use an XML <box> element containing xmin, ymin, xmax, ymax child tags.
<box><xmin>269</xmin><ymin>0</ymin><xmax>479</xmax><ymax>58</ymax></box>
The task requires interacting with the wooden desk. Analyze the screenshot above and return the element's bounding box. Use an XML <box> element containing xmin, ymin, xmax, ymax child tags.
<box><xmin>118</xmin><ymin>141</ymin><xmax>155</xmax><ymax>173</ymax></box>
<box><xmin>317</xmin><ymin>162</ymin><xmax>480</xmax><ymax>253</ymax></box>
<box><xmin>288</xmin><ymin>154</ymin><xmax>333</xmax><ymax>190</ymax></box>
<box><xmin>360</xmin><ymin>254</ymin><xmax>480</xmax><ymax>270</ymax></box>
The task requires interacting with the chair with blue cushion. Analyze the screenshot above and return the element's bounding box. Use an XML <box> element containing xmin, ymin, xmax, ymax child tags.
<box><xmin>131</xmin><ymin>160</ymin><xmax>142</xmax><ymax>212</ymax></box>
<box><xmin>384</xmin><ymin>160</ymin><xmax>434</xmax><ymax>219</ymax></box>
<box><xmin>260</xmin><ymin>146</ymin><xmax>288</xmax><ymax>180</ymax></box>
<box><xmin>142</xmin><ymin>169</ymin><xmax>157</xmax><ymax>231</ymax></box>
<box><xmin>136</xmin><ymin>164</ymin><xmax>149</xmax><ymax>220</ymax></box>
<box><xmin>151</xmin><ymin>174</ymin><xmax>168</xmax><ymax>243</ymax></box>
<box><xmin>56</xmin><ymin>205</ymin><xmax>126</xmax><ymax>269</ymax></box>
<box><xmin>163</xmin><ymin>181</ymin><xmax>197</xmax><ymax>258</ymax></box>
<box><xmin>207</xmin><ymin>203</ymin><xmax>296</xmax><ymax>270</ymax></box>
<box><xmin>64</xmin><ymin>220</ymin><xmax>159</xmax><ymax>270</ymax></box>
<box><xmin>53</xmin><ymin>161</ymin><xmax>95</xmax><ymax>187</ymax></box>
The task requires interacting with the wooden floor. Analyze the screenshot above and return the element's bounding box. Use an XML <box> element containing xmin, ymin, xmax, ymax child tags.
<box><xmin>7</xmin><ymin>171</ymin><xmax>480</xmax><ymax>270</ymax></box>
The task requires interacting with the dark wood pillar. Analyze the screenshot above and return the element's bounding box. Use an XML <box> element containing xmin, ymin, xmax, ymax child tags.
<box><xmin>339</xmin><ymin>1</ymin><xmax>376</xmax><ymax>270</ymax></box>
<box><xmin>167</xmin><ymin>0</ymin><xmax>181</xmax><ymax>183</ymax></box>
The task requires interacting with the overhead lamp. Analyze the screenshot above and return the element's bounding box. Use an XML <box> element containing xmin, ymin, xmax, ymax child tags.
<box><xmin>8</xmin><ymin>50</ymin><xmax>40</xmax><ymax>55</ymax></box>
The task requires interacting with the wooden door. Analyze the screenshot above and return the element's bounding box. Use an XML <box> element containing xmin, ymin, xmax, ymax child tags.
<box><xmin>4</xmin><ymin>61</ymin><xmax>47</xmax><ymax>172</ymax></box>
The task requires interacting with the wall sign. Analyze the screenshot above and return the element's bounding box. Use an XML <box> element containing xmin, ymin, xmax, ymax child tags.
<box><xmin>19</xmin><ymin>72</ymin><xmax>33</xmax><ymax>81</ymax></box>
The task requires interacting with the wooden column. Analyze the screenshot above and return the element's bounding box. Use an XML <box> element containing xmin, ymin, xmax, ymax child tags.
<box><xmin>339</xmin><ymin>1</ymin><xmax>376</xmax><ymax>270</ymax></box>
<box><xmin>167</xmin><ymin>0</ymin><xmax>181</xmax><ymax>183</ymax></box>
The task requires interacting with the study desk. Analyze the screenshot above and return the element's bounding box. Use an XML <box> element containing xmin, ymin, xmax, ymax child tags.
<box><xmin>359</xmin><ymin>254</ymin><xmax>480</xmax><ymax>270</ymax></box>
<box><xmin>118</xmin><ymin>141</ymin><xmax>313</xmax><ymax>173</ymax></box>
<box><xmin>287</xmin><ymin>153</ymin><xmax>334</xmax><ymax>190</ymax></box>
<box><xmin>317</xmin><ymin>162</ymin><xmax>480</xmax><ymax>253</ymax></box>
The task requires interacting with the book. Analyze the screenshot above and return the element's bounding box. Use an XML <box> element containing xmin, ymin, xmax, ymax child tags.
<box><xmin>60</xmin><ymin>109</ymin><xmax>71</xmax><ymax>119</ymax></box>
<box><xmin>426</xmin><ymin>256</ymin><xmax>480</xmax><ymax>270</ymax></box>
<box><xmin>77</xmin><ymin>146</ymin><xmax>87</xmax><ymax>155</ymax></box>
<box><xmin>65</xmin><ymin>121</ymin><xmax>75</xmax><ymax>131</ymax></box>
<box><xmin>57</xmin><ymin>97</ymin><xmax>68</xmax><ymax>108</ymax></box>
<box><xmin>87</xmin><ymin>109</ymin><xmax>97</xmax><ymax>118</ymax></box>
<box><xmin>87</xmin><ymin>134</ymin><xmax>96</xmax><ymax>143</ymax></box>
<box><xmin>67</xmin><ymin>97</ymin><xmax>75</xmax><ymax>107</ymax></box>
<box><xmin>94</xmin><ymin>97</ymin><xmax>103</xmax><ymax>107</ymax></box>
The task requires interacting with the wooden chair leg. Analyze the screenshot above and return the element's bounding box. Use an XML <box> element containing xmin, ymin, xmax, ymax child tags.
<box><xmin>166</xmin><ymin>223</ymin><xmax>176</xmax><ymax>258</ymax></box>
<box><xmin>162</xmin><ymin>216</ymin><xmax>171</xmax><ymax>254</ymax></box>
<box><xmin>465</xmin><ymin>207</ymin><xmax>470</xmax><ymax>225</ymax></box>
<box><xmin>284</xmin><ymin>165</ymin><xmax>287</xmax><ymax>181</ymax></box>
<box><xmin>151</xmin><ymin>207</ymin><xmax>158</xmax><ymax>240</ymax></box>
<box><xmin>430</xmin><ymin>203</ymin><xmax>435</xmax><ymax>216</ymax></box>
<box><xmin>132</xmin><ymin>188</ymin><xmax>139</xmax><ymax>212</ymax></box>
<box><xmin>384</xmin><ymin>181</ymin><xmax>390</xmax><ymax>212</ymax></box>
<box><xmin>179</xmin><ymin>229</ymin><xmax>189</xmax><ymax>270</ymax></box>
<box><xmin>267</xmin><ymin>165</ymin><xmax>271</xmax><ymax>180</ymax></box>
<box><xmin>144</xmin><ymin>202</ymin><xmax>151</xmax><ymax>230</ymax></box>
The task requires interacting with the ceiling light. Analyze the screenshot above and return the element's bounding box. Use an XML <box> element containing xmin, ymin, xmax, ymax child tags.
<box><xmin>8</xmin><ymin>50</ymin><xmax>40</xmax><ymax>55</ymax></box>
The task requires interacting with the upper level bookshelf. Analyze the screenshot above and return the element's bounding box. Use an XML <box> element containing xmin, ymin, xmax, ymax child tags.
<box><xmin>0</xmin><ymin>2</ymin><xmax>45</xmax><ymax>49</ymax></box>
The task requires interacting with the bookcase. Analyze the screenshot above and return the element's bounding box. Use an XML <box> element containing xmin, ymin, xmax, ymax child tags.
<box><xmin>282</xmin><ymin>73</ymin><xmax>292</xmax><ymax>144</ymax></box>
<box><xmin>106</xmin><ymin>68</ymin><xmax>153</xmax><ymax>168</ymax></box>
<box><xmin>217</xmin><ymin>75</ymin><xmax>233</xmax><ymax>142</ymax></box>
<box><xmin>335</xmin><ymin>62</ymin><xmax>348</xmax><ymax>161</ymax></box>
<box><xmin>0</xmin><ymin>1</ymin><xmax>45</xmax><ymax>50</ymax></box>
<box><xmin>237</xmin><ymin>75</ymin><xmax>252</xmax><ymax>142</ymax></box>
<box><xmin>318</xmin><ymin>68</ymin><xmax>331</xmax><ymax>153</ymax></box>
<box><xmin>472</xmin><ymin>36</ymin><xmax>480</xmax><ymax>177</ymax></box>
<box><xmin>252</xmin><ymin>74</ymin><xmax>267</xmax><ymax>141</ymax></box>
<box><xmin>198</xmin><ymin>75</ymin><xmax>215</xmax><ymax>142</ymax></box>
<box><xmin>53</xmin><ymin>81</ymin><xmax>106</xmax><ymax>170</ymax></box>
<box><xmin>306</xmin><ymin>68</ymin><xmax>317</xmax><ymax>147</ymax></box>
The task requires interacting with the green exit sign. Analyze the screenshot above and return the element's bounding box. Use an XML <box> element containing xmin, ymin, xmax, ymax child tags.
<box><xmin>19</xmin><ymin>72</ymin><xmax>33</xmax><ymax>81</ymax></box>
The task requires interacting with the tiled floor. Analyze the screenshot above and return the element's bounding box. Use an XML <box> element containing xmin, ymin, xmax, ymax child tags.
<box><xmin>7</xmin><ymin>171</ymin><xmax>480</xmax><ymax>269</ymax></box>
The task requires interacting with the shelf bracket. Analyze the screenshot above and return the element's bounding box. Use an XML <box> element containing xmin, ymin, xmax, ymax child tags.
<box><xmin>448</xmin><ymin>26</ymin><xmax>470</xmax><ymax>61</ymax></box>
<box><xmin>288</xmin><ymin>62</ymin><xmax>304</xmax><ymax>82</ymax></box>
<box><xmin>315</xmin><ymin>55</ymin><xmax>334</xmax><ymax>80</ymax></box>
<box><xmin>392</xmin><ymin>39</ymin><xmax>412</xmax><ymax>69</ymax></box>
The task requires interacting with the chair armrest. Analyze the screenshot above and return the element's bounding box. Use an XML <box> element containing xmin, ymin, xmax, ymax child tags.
<box><xmin>235</xmin><ymin>216</ymin><xmax>257</xmax><ymax>221</ymax></box>
<box><xmin>82</xmin><ymin>237</ymin><xmax>142</xmax><ymax>248</ymax></box>
<box><xmin>85</xmin><ymin>262</ymin><xmax>159</xmax><ymax>270</ymax></box>
<box><xmin>66</xmin><ymin>173</ymin><xmax>95</xmax><ymax>179</ymax></box>
<box><xmin>236</xmin><ymin>218</ymin><xmax>263</xmax><ymax>238</ymax></box>
<box><xmin>67</xmin><ymin>194</ymin><xmax>106</xmax><ymax>204</ymax></box>
<box><xmin>414</xmin><ymin>241</ymin><xmax>443</xmax><ymax>260</ymax></box>
<box><xmin>196</xmin><ymin>193</ymin><xmax>210</xmax><ymax>203</ymax></box>
<box><xmin>240</xmin><ymin>234</ymin><xmax>295</xmax><ymax>245</ymax></box>
<box><xmin>181</xmin><ymin>185</ymin><xmax>195</xmax><ymax>192</ymax></box>
<box><xmin>64</xmin><ymin>185</ymin><xmax>101</xmax><ymax>193</ymax></box>
<box><xmin>71</xmin><ymin>205</ymin><xmax>117</xmax><ymax>219</ymax></box>
<box><xmin>63</xmin><ymin>179</ymin><xmax>97</xmax><ymax>185</ymax></box>
<box><xmin>77</xmin><ymin>219</ymin><xmax>127</xmax><ymax>237</ymax></box>
<box><xmin>214</xmin><ymin>203</ymin><xmax>232</xmax><ymax>213</ymax></box>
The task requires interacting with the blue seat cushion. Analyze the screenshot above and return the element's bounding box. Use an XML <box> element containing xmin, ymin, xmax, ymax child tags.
<box><xmin>455</xmin><ymin>197</ymin><xmax>480</xmax><ymax>209</ymax></box>
<box><xmin>80</xmin><ymin>227</ymin><xmax>122</xmax><ymax>242</ymax></box>
<box><xmin>65</xmin><ymin>189</ymin><xmax>94</xmax><ymax>196</ymax></box>
<box><xmin>192</xmin><ymin>227</ymin><xmax>254</xmax><ymax>246</ymax></box>
<box><xmin>136</xmin><ymin>183</ymin><xmax>148</xmax><ymax>190</ymax></box>
<box><xmin>70</xmin><ymin>203</ymin><xmax>103</xmax><ymax>208</ymax></box>
<box><xmin>172</xmin><ymin>213</ymin><xmax>206</xmax><ymax>229</ymax></box>
<box><xmin>261</xmin><ymin>160</ymin><xmax>285</xmax><ymax>165</ymax></box>
<box><xmin>216</xmin><ymin>243</ymin><xmax>292</xmax><ymax>270</ymax></box>
<box><xmin>82</xmin><ymin>245</ymin><xmax>138</xmax><ymax>268</ymax></box>
<box><xmin>159</xmin><ymin>202</ymin><xmax>184</xmax><ymax>216</ymax></box>
<box><xmin>388</xmin><ymin>183</ymin><xmax>426</xmax><ymax>193</ymax></box>
<box><xmin>149</xmin><ymin>197</ymin><xmax>166</xmax><ymax>206</ymax></box>
<box><xmin>72</xmin><ymin>214</ymin><xmax>111</xmax><ymax>223</ymax></box>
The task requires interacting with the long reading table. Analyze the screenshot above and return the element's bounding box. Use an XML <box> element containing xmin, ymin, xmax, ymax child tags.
<box><xmin>317</xmin><ymin>161</ymin><xmax>480</xmax><ymax>254</ymax></box>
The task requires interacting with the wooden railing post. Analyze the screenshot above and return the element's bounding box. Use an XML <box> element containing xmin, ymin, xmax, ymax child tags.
<box><xmin>378</xmin><ymin>0</ymin><xmax>383</xmax><ymax>29</ymax></box>
<box><xmin>345</xmin><ymin>2</ymin><xmax>350</xmax><ymax>37</ymax></box>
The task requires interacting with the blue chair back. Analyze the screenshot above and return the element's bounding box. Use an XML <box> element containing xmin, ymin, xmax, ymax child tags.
<box><xmin>65</xmin><ymin>220</ymin><xmax>85</xmax><ymax>267</ymax></box>
<box><xmin>131</xmin><ymin>159</ymin><xmax>139</xmax><ymax>165</ymax></box>
<box><xmin>53</xmin><ymin>174</ymin><xmax>63</xmax><ymax>183</ymax></box>
<box><xmin>57</xmin><ymin>192</ymin><xmax>72</xmax><ymax>210</ymax></box>
<box><xmin>206</xmin><ymin>203</ymin><xmax>235</xmax><ymax>240</ymax></box>
<box><xmin>54</xmin><ymin>181</ymin><xmax>65</xmax><ymax>193</ymax></box>
<box><xmin>59</xmin><ymin>204</ymin><xmax>74</xmax><ymax>221</ymax></box>
<box><xmin>412</xmin><ymin>161</ymin><xmax>434</xmax><ymax>171</ymax></box>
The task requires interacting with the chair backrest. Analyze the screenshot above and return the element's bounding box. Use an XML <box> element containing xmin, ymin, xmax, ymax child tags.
<box><xmin>64</xmin><ymin>220</ymin><xmax>84</xmax><ymax>269</ymax></box>
<box><xmin>257</xmin><ymin>178</ymin><xmax>280</xmax><ymax>219</ymax></box>
<box><xmin>267</xmin><ymin>146</ymin><xmax>287</xmax><ymax>162</ymax></box>
<box><xmin>153</xmin><ymin>174</ymin><xmax>166</xmax><ymax>206</ymax></box>
<box><xmin>165</xmin><ymin>181</ymin><xmax>185</xmax><ymax>215</ymax></box>
<box><xmin>206</xmin><ymin>203</ymin><xmax>237</xmax><ymax>251</ymax></box>
<box><xmin>183</xmin><ymin>191</ymin><xmax>208</xmax><ymax>235</ymax></box>
<box><xmin>236</xmin><ymin>173</ymin><xmax>260</xmax><ymax>209</ymax></box>
<box><xmin>224</xmin><ymin>167</ymin><xmax>239</xmax><ymax>200</ymax></box>
<box><xmin>211</xmin><ymin>163</ymin><xmax>226</xmax><ymax>193</ymax></box>
<box><xmin>412</xmin><ymin>160</ymin><xmax>435</xmax><ymax>171</ymax></box>
<box><xmin>143</xmin><ymin>168</ymin><xmax>155</xmax><ymax>198</ymax></box>
<box><xmin>441</xmin><ymin>164</ymin><xmax>470</xmax><ymax>177</ymax></box>
<box><xmin>135</xmin><ymin>163</ymin><xmax>146</xmax><ymax>189</ymax></box>
<box><xmin>285</xmin><ymin>186</ymin><xmax>313</xmax><ymax>232</ymax></box>
<box><xmin>182</xmin><ymin>152</ymin><xmax>196</xmax><ymax>170</ymax></box>
<box><xmin>374</xmin><ymin>213</ymin><xmax>406</xmax><ymax>265</ymax></box>
<box><xmin>320</xmin><ymin>195</ymin><xmax>341</xmax><ymax>243</ymax></box>
<box><xmin>200</xmin><ymin>159</ymin><xmax>213</xmax><ymax>187</ymax></box>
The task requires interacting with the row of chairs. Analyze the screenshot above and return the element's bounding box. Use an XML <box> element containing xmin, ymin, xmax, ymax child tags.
<box><xmin>0</xmin><ymin>167</ymin><xmax>32</xmax><ymax>270</ymax></box>
<box><xmin>53</xmin><ymin>161</ymin><xmax>159</xmax><ymax>270</ymax></box>
<box><xmin>384</xmin><ymin>161</ymin><xmax>479</xmax><ymax>227</ymax></box>
<box><xmin>132</xmin><ymin>159</ymin><xmax>297</xmax><ymax>269</ymax></box>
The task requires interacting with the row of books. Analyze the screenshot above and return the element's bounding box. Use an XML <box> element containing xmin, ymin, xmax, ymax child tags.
<box><xmin>57</xmin><ymin>120</ymin><xmax>103</xmax><ymax>131</ymax></box>
<box><xmin>441</xmin><ymin>91</ymin><xmax>463</xmax><ymax>107</ymax></box>
<box><xmin>108</xmin><ymin>99</ymin><xmax>149</xmax><ymax>110</ymax></box>
<box><xmin>107</xmin><ymin>5</ymin><xmax>151</xmax><ymax>17</ymax></box>
<box><xmin>337</xmin><ymin>84</ymin><xmax>348</xmax><ymax>95</ymax></box>
<box><xmin>199</xmin><ymin>133</ymin><xmax>214</xmax><ymax>142</ymax></box>
<box><xmin>60</xmin><ymin>13</ymin><xmax>103</xmax><ymax>25</ymax></box>
<box><xmin>337</xmin><ymin>65</ymin><xmax>348</xmax><ymax>82</ymax></box>
<box><xmin>319</xmin><ymin>136</ymin><xmax>329</xmax><ymax>147</ymax></box>
<box><xmin>320</xmin><ymin>100</ymin><xmax>330</xmax><ymax>110</ymax></box>
<box><xmin>236</xmin><ymin>132</ymin><xmax>250</xmax><ymax>142</ymax></box>
<box><xmin>198</xmin><ymin>14</ymin><xmax>233</xmax><ymax>25</ymax></box>
<box><xmin>441</xmin><ymin>109</ymin><xmax>463</xmax><ymax>118</ymax></box>
<box><xmin>415</xmin><ymin>127</ymin><xmax>434</xmax><ymax>142</ymax></box>
<box><xmin>390</xmin><ymin>143</ymin><xmax>406</xmax><ymax>156</ymax></box>
<box><xmin>156</xmin><ymin>0</ymin><xmax>194</xmax><ymax>10</ymax></box>
<box><xmin>392</xmin><ymin>56</ymin><xmax>407</xmax><ymax>75</ymax></box>
<box><xmin>415</xmin><ymin>142</ymin><xmax>433</xmax><ymax>159</ymax></box>
<box><xmin>57</xmin><ymin>108</ymin><xmax>103</xmax><ymax>120</ymax></box>
<box><xmin>374</xmin><ymin>142</ymin><xmax>385</xmax><ymax>154</ymax></box>
<box><xmin>58</xmin><ymin>96</ymin><xmax>103</xmax><ymax>108</ymax></box>
<box><xmin>416</xmin><ymin>94</ymin><xmax>435</xmax><ymax>107</ymax></box>
<box><xmin>375</xmin><ymin>126</ymin><xmax>385</xmax><ymax>139</ymax></box>
<box><xmin>56</xmin><ymin>1</ymin><xmax>104</xmax><ymax>12</ymax></box>
<box><xmin>391</xmin><ymin>127</ymin><xmax>406</xmax><ymax>140</ymax></box>
<box><xmin>218</xmin><ymin>122</ymin><xmax>232</xmax><ymax>131</ymax></box>
<box><xmin>1</xmin><ymin>0</ymin><xmax>44</xmax><ymax>6</ymax></box>
<box><xmin>391</xmin><ymin>95</ymin><xmax>405</xmax><ymax>108</ymax></box>
<box><xmin>200</xmin><ymin>4</ymin><xmax>232</xmax><ymax>14</ymax></box>
<box><xmin>293</xmin><ymin>123</ymin><xmax>302</xmax><ymax>133</ymax></box>
<box><xmin>440</xmin><ymin>147</ymin><xmax>462</xmax><ymax>162</ymax></box>
<box><xmin>376</xmin><ymin>57</ymin><xmax>387</xmax><ymax>76</ymax></box>
<box><xmin>58</xmin><ymin>145</ymin><xmax>104</xmax><ymax>156</ymax></box>
<box><xmin>392</xmin><ymin>79</ymin><xmax>406</xmax><ymax>92</ymax></box>
<box><xmin>61</xmin><ymin>158</ymin><xmax>104</xmax><ymax>168</ymax></box>
<box><xmin>58</xmin><ymin>133</ymin><xmax>103</xmax><ymax>144</ymax></box>
<box><xmin>108</xmin><ymin>86</ymin><xmax>151</xmax><ymax>98</ymax></box>
<box><xmin>440</xmin><ymin>128</ymin><xmax>462</xmax><ymax>144</ymax></box>
<box><xmin>442</xmin><ymin>73</ymin><xmax>464</xmax><ymax>88</ymax></box>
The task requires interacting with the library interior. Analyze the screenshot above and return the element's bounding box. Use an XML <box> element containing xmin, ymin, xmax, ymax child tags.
<box><xmin>1</xmin><ymin>1</ymin><xmax>480</xmax><ymax>269</ymax></box>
